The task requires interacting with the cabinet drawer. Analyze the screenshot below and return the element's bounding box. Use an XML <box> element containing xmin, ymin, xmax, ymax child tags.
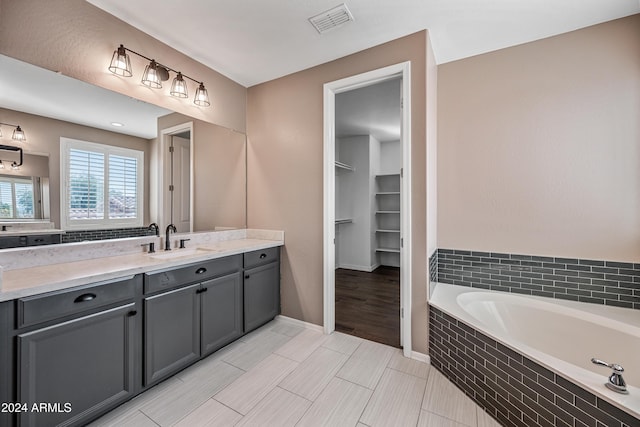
<box><xmin>144</xmin><ymin>255</ymin><xmax>242</xmax><ymax>294</ymax></box>
<box><xmin>244</xmin><ymin>247</ymin><xmax>280</xmax><ymax>269</ymax></box>
<box><xmin>26</xmin><ymin>233</ymin><xmax>61</xmax><ymax>246</ymax></box>
<box><xmin>17</xmin><ymin>275</ymin><xmax>139</xmax><ymax>329</ymax></box>
<box><xmin>0</xmin><ymin>236</ymin><xmax>21</xmax><ymax>249</ymax></box>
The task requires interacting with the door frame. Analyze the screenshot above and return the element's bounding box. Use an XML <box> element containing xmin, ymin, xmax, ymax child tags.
<box><xmin>323</xmin><ymin>61</ymin><xmax>412</xmax><ymax>356</ymax></box>
<box><xmin>156</xmin><ymin>122</ymin><xmax>194</xmax><ymax>232</ymax></box>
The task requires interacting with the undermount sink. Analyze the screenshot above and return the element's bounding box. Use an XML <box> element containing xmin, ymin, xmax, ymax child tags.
<box><xmin>148</xmin><ymin>247</ymin><xmax>220</xmax><ymax>260</ymax></box>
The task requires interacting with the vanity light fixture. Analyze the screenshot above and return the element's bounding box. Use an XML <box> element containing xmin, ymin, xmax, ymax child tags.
<box><xmin>194</xmin><ymin>83</ymin><xmax>210</xmax><ymax>107</ymax></box>
<box><xmin>0</xmin><ymin>123</ymin><xmax>26</xmax><ymax>142</ymax></box>
<box><xmin>108</xmin><ymin>44</ymin><xmax>132</xmax><ymax>77</ymax></box>
<box><xmin>170</xmin><ymin>72</ymin><xmax>188</xmax><ymax>98</ymax></box>
<box><xmin>141</xmin><ymin>59</ymin><xmax>162</xmax><ymax>89</ymax></box>
<box><xmin>0</xmin><ymin>144</ymin><xmax>24</xmax><ymax>170</ymax></box>
<box><xmin>108</xmin><ymin>44</ymin><xmax>210</xmax><ymax>107</ymax></box>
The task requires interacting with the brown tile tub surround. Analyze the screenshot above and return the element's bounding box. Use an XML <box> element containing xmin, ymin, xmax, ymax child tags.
<box><xmin>429</xmin><ymin>306</ymin><xmax>639</xmax><ymax>427</ymax></box>
<box><xmin>435</xmin><ymin>249</ymin><xmax>640</xmax><ymax>310</ymax></box>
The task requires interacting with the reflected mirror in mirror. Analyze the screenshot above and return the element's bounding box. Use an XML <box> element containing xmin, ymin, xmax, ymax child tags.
<box><xmin>0</xmin><ymin>54</ymin><xmax>246</xmax><ymax>243</ymax></box>
<box><xmin>0</xmin><ymin>153</ymin><xmax>50</xmax><ymax>221</ymax></box>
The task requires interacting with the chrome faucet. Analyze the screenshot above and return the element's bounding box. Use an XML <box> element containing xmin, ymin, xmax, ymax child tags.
<box><xmin>148</xmin><ymin>222</ymin><xmax>160</xmax><ymax>237</ymax></box>
<box><xmin>591</xmin><ymin>358</ymin><xmax>628</xmax><ymax>394</ymax></box>
<box><xmin>164</xmin><ymin>224</ymin><xmax>177</xmax><ymax>251</ymax></box>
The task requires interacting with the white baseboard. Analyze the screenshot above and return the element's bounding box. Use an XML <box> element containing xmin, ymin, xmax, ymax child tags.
<box><xmin>277</xmin><ymin>316</ymin><xmax>429</xmax><ymax>363</ymax></box>
<box><xmin>337</xmin><ymin>263</ymin><xmax>379</xmax><ymax>272</ymax></box>
<box><xmin>410</xmin><ymin>351</ymin><xmax>430</xmax><ymax>364</ymax></box>
<box><xmin>276</xmin><ymin>315</ymin><xmax>324</xmax><ymax>333</ymax></box>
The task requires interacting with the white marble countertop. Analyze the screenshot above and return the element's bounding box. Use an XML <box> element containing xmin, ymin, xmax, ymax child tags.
<box><xmin>0</xmin><ymin>229</ymin><xmax>65</xmax><ymax>236</ymax></box>
<box><xmin>0</xmin><ymin>238</ymin><xmax>282</xmax><ymax>302</ymax></box>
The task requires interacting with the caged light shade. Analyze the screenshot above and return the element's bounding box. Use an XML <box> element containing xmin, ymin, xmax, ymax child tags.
<box><xmin>170</xmin><ymin>72</ymin><xmax>188</xmax><ymax>98</ymax></box>
<box><xmin>141</xmin><ymin>60</ymin><xmax>162</xmax><ymax>89</ymax></box>
<box><xmin>108</xmin><ymin>44</ymin><xmax>132</xmax><ymax>77</ymax></box>
<box><xmin>12</xmin><ymin>126</ymin><xmax>26</xmax><ymax>142</ymax></box>
<box><xmin>194</xmin><ymin>83</ymin><xmax>210</xmax><ymax>107</ymax></box>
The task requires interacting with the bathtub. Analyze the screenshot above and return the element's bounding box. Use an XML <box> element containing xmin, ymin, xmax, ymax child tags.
<box><xmin>429</xmin><ymin>283</ymin><xmax>640</xmax><ymax>421</ymax></box>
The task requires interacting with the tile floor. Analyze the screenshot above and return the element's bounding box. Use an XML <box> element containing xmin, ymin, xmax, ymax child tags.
<box><xmin>90</xmin><ymin>317</ymin><xmax>502</xmax><ymax>427</ymax></box>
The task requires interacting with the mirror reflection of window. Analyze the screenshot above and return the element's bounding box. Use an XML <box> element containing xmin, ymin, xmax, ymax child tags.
<box><xmin>61</xmin><ymin>137</ymin><xmax>144</xmax><ymax>230</ymax></box>
<box><xmin>0</xmin><ymin>175</ymin><xmax>35</xmax><ymax>219</ymax></box>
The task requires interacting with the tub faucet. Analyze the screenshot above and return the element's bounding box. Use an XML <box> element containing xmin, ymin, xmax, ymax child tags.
<box><xmin>591</xmin><ymin>358</ymin><xmax>628</xmax><ymax>394</ymax></box>
<box><xmin>165</xmin><ymin>224</ymin><xmax>177</xmax><ymax>251</ymax></box>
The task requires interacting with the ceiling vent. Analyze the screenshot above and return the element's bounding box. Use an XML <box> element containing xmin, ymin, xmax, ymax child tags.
<box><xmin>309</xmin><ymin>3</ymin><xmax>355</xmax><ymax>34</ymax></box>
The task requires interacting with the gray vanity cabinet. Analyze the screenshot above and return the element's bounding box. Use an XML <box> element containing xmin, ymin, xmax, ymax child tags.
<box><xmin>0</xmin><ymin>233</ymin><xmax>62</xmax><ymax>249</ymax></box>
<box><xmin>144</xmin><ymin>283</ymin><xmax>201</xmax><ymax>385</ymax></box>
<box><xmin>244</xmin><ymin>248</ymin><xmax>281</xmax><ymax>332</ymax></box>
<box><xmin>9</xmin><ymin>275</ymin><xmax>141</xmax><ymax>427</ymax></box>
<box><xmin>17</xmin><ymin>303</ymin><xmax>137</xmax><ymax>427</ymax></box>
<box><xmin>143</xmin><ymin>255</ymin><xmax>244</xmax><ymax>386</ymax></box>
<box><xmin>0</xmin><ymin>247</ymin><xmax>280</xmax><ymax>426</ymax></box>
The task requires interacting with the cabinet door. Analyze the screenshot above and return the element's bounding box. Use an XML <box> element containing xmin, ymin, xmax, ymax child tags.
<box><xmin>244</xmin><ymin>262</ymin><xmax>280</xmax><ymax>333</ymax></box>
<box><xmin>200</xmin><ymin>272</ymin><xmax>243</xmax><ymax>357</ymax></box>
<box><xmin>18</xmin><ymin>303</ymin><xmax>137</xmax><ymax>427</ymax></box>
<box><xmin>144</xmin><ymin>283</ymin><xmax>200</xmax><ymax>386</ymax></box>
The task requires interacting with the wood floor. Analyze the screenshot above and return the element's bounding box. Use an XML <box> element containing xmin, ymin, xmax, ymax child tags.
<box><xmin>335</xmin><ymin>266</ymin><xmax>400</xmax><ymax>348</ymax></box>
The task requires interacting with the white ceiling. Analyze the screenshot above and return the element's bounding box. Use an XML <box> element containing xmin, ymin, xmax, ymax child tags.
<box><xmin>0</xmin><ymin>54</ymin><xmax>171</xmax><ymax>139</ymax></box>
<box><xmin>336</xmin><ymin>78</ymin><xmax>401</xmax><ymax>142</ymax></box>
<box><xmin>88</xmin><ymin>0</ymin><xmax>639</xmax><ymax>87</ymax></box>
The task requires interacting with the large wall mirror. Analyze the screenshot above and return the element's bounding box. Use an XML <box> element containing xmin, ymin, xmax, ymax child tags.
<box><xmin>0</xmin><ymin>54</ymin><xmax>247</xmax><ymax>240</ymax></box>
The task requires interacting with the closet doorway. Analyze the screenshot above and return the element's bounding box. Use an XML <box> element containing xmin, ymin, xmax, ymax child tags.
<box><xmin>323</xmin><ymin>62</ymin><xmax>412</xmax><ymax>356</ymax></box>
<box><xmin>335</xmin><ymin>78</ymin><xmax>402</xmax><ymax>347</ymax></box>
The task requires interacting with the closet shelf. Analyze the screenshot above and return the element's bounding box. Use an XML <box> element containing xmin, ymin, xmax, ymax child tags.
<box><xmin>376</xmin><ymin>229</ymin><xmax>400</xmax><ymax>233</ymax></box>
<box><xmin>335</xmin><ymin>218</ymin><xmax>353</xmax><ymax>225</ymax></box>
<box><xmin>376</xmin><ymin>247</ymin><xmax>401</xmax><ymax>253</ymax></box>
<box><xmin>376</xmin><ymin>210</ymin><xmax>401</xmax><ymax>214</ymax></box>
<box><xmin>376</xmin><ymin>192</ymin><xmax>400</xmax><ymax>195</ymax></box>
<box><xmin>376</xmin><ymin>173</ymin><xmax>400</xmax><ymax>178</ymax></box>
<box><xmin>335</xmin><ymin>161</ymin><xmax>354</xmax><ymax>171</ymax></box>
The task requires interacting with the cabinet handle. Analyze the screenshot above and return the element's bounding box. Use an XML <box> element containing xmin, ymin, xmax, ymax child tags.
<box><xmin>201</xmin><ymin>287</ymin><xmax>208</xmax><ymax>293</ymax></box>
<box><xmin>128</xmin><ymin>310</ymin><xmax>138</xmax><ymax>317</ymax></box>
<box><xmin>74</xmin><ymin>293</ymin><xmax>97</xmax><ymax>303</ymax></box>
<box><xmin>259</xmin><ymin>253</ymin><xmax>267</xmax><ymax>259</ymax></box>
<box><xmin>195</xmin><ymin>267</ymin><xmax>207</xmax><ymax>275</ymax></box>
<box><xmin>196</xmin><ymin>288</ymin><xmax>209</xmax><ymax>294</ymax></box>
<box><xmin>245</xmin><ymin>275</ymin><xmax>250</xmax><ymax>279</ymax></box>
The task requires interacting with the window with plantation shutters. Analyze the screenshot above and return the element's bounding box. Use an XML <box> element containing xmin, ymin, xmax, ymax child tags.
<box><xmin>0</xmin><ymin>176</ymin><xmax>35</xmax><ymax>219</ymax></box>
<box><xmin>60</xmin><ymin>138</ymin><xmax>143</xmax><ymax>230</ymax></box>
<box><xmin>68</xmin><ymin>149</ymin><xmax>104</xmax><ymax>220</ymax></box>
<box><xmin>108</xmin><ymin>154</ymin><xmax>138</xmax><ymax>219</ymax></box>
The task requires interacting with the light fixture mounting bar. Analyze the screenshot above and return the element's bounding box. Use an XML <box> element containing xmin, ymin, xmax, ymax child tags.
<box><xmin>118</xmin><ymin>45</ymin><xmax>203</xmax><ymax>85</ymax></box>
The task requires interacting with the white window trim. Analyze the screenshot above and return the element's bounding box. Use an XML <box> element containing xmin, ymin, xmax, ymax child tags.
<box><xmin>60</xmin><ymin>137</ymin><xmax>144</xmax><ymax>231</ymax></box>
